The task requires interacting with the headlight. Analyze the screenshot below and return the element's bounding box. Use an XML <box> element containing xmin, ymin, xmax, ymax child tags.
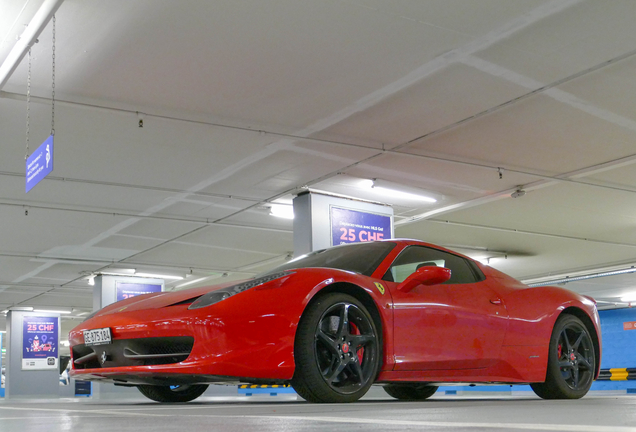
<box><xmin>82</xmin><ymin>310</ymin><xmax>100</xmax><ymax>322</ymax></box>
<box><xmin>188</xmin><ymin>271</ymin><xmax>293</xmax><ymax>310</ymax></box>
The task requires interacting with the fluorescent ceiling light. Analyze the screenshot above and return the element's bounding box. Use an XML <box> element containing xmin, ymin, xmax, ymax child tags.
<box><xmin>620</xmin><ymin>293</ymin><xmax>636</xmax><ymax>302</ymax></box>
<box><xmin>107</xmin><ymin>268</ymin><xmax>136</xmax><ymax>274</ymax></box>
<box><xmin>176</xmin><ymin>277</ymin><xmax>210</xmax><ymax>288</ymax></box>
<box><xmin>98</xmin><ymin>271</ymin><xmax>183</xmax><ymax>280</ymax></box>
<box><xmin>134</xmin><ymin>272</ymin><xmax>183</xmax><ymax>280</ymax></box>
<box><xmin>477</xmin><ymin>257</ymin><xmax>501</xmax><ymax>265</ymax></box>
<box><xmin>361</xmin><ymin>179</ymin><xmax>437</xmax><ymax>203</ymax></box>
<box><xmin>526</xmin><ymin>266</ymin><xmax>636</xmax><ymax>287</ymax></box>
<box><xmin>269</xmin><ymin>204</ymin><xmax>294</xmax><ymax>219</ymax></box>
<box><xmin>8</xmin><ymin>306</ymin><xmax>34</xmax><ymax>312</ymax></box>
<box><xmin>33</xmin><ymin>309</ymin><xmax>71</xmax><ymax>314</ymax></box>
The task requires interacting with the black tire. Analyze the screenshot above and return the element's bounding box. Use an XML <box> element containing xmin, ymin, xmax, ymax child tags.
<box><xmin>383</xmin><ymin>384</ymin><xmax>438</xmax><ymax>400</ymax></box>
<box><xmin>292</xmin><ymin>293</ymin><xmax>381</xmax><ymax>403</ymax></box>
<box><xmin>137</xmin><ymin>384</ymin><xmax>209</xmax><ymax>403</ymax></box>
<box><xmin>531</xmin><ymin>314</ymin><xmax>596</xmax><ymax>399</ymax></box>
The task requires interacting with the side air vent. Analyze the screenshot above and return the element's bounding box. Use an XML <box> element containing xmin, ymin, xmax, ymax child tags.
<box><xmin>165</xmin><ymin>297</ymin><xmax>202</xmax><ymax>307</ymax></box>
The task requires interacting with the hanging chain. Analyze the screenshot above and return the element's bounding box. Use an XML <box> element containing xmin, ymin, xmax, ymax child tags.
<box><xmin>26</xmin><ymin>48</ymin><xmax>31</xmax><ymax>160</ymax></box>
<box><xmin>51</xmin><ymin>14</ymin><xmax>56</xmax><ymax>136</ymax></box>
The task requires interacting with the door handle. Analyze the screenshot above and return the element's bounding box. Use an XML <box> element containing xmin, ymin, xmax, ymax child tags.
<box><xmin>490</xmin><ymin>298</ymin><xmax>503</xmax><ymax>305</ymax></box>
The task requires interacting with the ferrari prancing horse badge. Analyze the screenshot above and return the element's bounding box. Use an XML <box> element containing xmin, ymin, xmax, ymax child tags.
<box><xmin>374</xmin><ymin>282</ymin><xmax>385</xmax><ymax>295</ymax></box>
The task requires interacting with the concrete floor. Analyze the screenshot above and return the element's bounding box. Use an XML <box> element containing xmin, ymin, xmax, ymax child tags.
<box><xmin>1</xmin><ymin>390</ymin><xmax>636</xmax><ymax>432</ymax></box>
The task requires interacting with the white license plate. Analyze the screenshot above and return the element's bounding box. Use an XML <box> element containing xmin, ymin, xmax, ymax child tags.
<box><xmin>83</xmin><ymin>328</ymin><xmax>112</xmax><ymax>346</ymax></box>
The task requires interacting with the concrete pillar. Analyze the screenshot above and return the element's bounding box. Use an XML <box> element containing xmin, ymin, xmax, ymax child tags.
<box><xmin>5</xmin><ymin>311</ymin><xmax>60</xmax><ymax>399</ymax></box>
<box><xmin>89</xmin><ymin>275</ymin><xmax>164</xmax><ymax>399</ymax></box>
<box><xmin>293</xmin><ymin>190</ymin><xmax>394</xmax><ymax>256</ymax></box>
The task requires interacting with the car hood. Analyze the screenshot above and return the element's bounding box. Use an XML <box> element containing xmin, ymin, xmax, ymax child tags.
<box><xmin>94</xmin><ymin>280</ymin><xmax>245</xmax><ymax>316</ymax></box>
<box><xmin>88</xmin><ymin>267</ymin><xmax>357</xmax><ymax>318</ymax></box>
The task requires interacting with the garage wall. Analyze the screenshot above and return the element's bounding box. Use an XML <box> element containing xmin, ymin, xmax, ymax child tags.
<box><xmin>591</xmin><ymin>308</ymin><xmax>636</xmax><ymax>392</ymax></box>
<box><xmin>598</xmin><ymin>308</ymin><xmax>636</xmax><ymax>368</ymax></box>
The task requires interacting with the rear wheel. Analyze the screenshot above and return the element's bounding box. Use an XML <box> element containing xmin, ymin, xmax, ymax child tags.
<box><xmin>383</xmin><ymin>384</ymin><xmax>438</xmax><ymax>400</ymax></box>
<box><xmin>292</xmin><ymin>293</ymin><xmax>380</xmax><ymax>403</ymax></box>
<box><xmin>531</xmin><ymin>314</ymin><xmax>595</xmax><ymax>399</ymax></box>
<box><xmin>137</xmin><ymin>384</ymin><xmax>209</xmax><ymax>403</ymax></box>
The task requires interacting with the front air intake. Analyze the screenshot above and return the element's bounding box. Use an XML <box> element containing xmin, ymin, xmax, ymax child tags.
<box><xmin>73</xmin><ymin>336</ymin><xmax>194</xmax><ymax>369</ymax></box>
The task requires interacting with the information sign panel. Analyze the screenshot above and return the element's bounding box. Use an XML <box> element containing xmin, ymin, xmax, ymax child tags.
<box><xmin>116</xmin><ymin>282</ymin><xmax>162</xmax><ymax>302</ymax></box>
<box><xmin>22</xmin><ymin>315</ymin><xmax>59</xmax><ymax>370</ymax></box>
<box><xmin>26</xmin><ymin>135</ymin><xmax>54</xmax><ymax>193</ymax></box>
<box><xmin>331</xmin><ymin>206</ymin><xmax>392</xmax><ymax>246</ymax></box>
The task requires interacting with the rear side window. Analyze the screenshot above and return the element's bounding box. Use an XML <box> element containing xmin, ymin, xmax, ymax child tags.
<box><xmin>383</xmin><ymin>245</ymin><xmax>483</xmax><ymax>284</ymax></box>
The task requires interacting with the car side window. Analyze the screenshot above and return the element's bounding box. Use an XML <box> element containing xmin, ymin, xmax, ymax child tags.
<box><xmin>382</xmin><ymin>245</ymin><xmax>481</xmax><ymax>284</ymax></box>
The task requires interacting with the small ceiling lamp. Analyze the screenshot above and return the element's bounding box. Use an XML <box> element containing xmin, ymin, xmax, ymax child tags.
<box><xmin>511</xmin><ymin>188</ymin><xmax>526</xmax><ymax>198</ymax></box>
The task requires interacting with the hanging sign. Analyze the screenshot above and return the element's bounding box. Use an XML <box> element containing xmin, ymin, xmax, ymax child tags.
<box><xmin>22</xmin><ymin>315</ymin><xmax>59</xmax><ymax>370</ymax></box>
<box><xmin>116</xmin><ymin>282</ymin><xmax>162</xmax><ymax>302</ymax></box>
<box><xmin>331</xmin><ymin>206</ymin><xmax>392</xmax><ymax>246</ymax></box>
<box><xmin>26</xmin><ymin>135</ymin><xmax>54</xmax><ymax>193</ymax></box>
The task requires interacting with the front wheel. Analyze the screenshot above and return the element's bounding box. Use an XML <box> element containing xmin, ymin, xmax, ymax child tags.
<box><xmin>137</xmin><ymin>384</ymin><xmax>209</xmax><ymax>403</ymax></box>
<box><xmin>383</xmin><ymin>384</ymin><xmax>438</xmax><ymax>400</ymax></box>
<box><xmin>292</xmin><ymin>293</ymin><xmax>381</xmax><ymax>403</ymax></box>
<box><xmin>531</xmin><ymin>314</ymin><xmax>596</xmax><ymax>399</ymax></box>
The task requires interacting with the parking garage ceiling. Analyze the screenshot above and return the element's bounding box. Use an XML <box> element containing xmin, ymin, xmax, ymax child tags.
<box><xmin>2</xmin><ymin>0</ymin><xmax>636</xmax><ymax>339</ymax></box>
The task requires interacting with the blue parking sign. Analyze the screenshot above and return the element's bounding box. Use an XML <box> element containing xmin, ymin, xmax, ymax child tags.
<box><xmin>26</xmin><ymin>135</ymin><xmax>54</xmax><ymax>193</ymax></box>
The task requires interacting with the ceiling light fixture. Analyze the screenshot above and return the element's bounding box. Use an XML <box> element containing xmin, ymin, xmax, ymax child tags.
<box><xmin>477</xmin><ymin>257</ymin><xmax>502</xmax><ymax>265</ymax></box>
<box><xmin>361</xmin><ymin>179</ymin><xmax>437</xmax><ymax>203</ymax></box>
<box><xmin>620</xmin><ymin>293</ymin><xmax>636</xmax><ymax>302</ymax></box>
<box><xmin>106</xmin><ymin>268</ymin><xmax>136</xmax><ymax>275</ymax></box>
<box><xmin>97</xmin><ymin>271</ymin><xmax>183</xmax><ymax>280</ymax></box>
<box><xmin>511</xmin><ymin>188</ymin><xmax>526</xmax><ymax>198</ymax></box>
<box><xmin>134</xmin><ymin>272</ymin><xmax>184</xmax><ymax>280</ymax></box>
<box><xmin>8</xmin><ymin>306</ymin><xmax>34</xmax><ymax>312</ymax></box>
<box><xmin>33</xmin><ymin>308</ymin><xmax>71</xmax><ymax>314</ymax></box>
<box><xmin>526</xmin><ymin>266</ymin><xmax>636</xmax><ymax>287</ymax></box>
<box><xmin>176</xmin><ymin>277</ymin><xmax>211</xmax><ymax>289</ymax></box>
<box><xmin>269</xmin><ymin>204</ymin><xmax>294</xmax><ymax>219</ymax></box>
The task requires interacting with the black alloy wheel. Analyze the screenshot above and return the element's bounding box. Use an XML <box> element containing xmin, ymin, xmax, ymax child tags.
<box><xmin>292</xmin><ymin>293</ymin><xmax>381</xmax><ymax>403</ymax></box>
<box><xmin>383</xmin><ymin>384</ymin><xmax>438</xmax><ymax>400</ymax></box>
<box><xmin>531</xmin><ymin>314</ymin><xmax>596</xmax><ymax>399</ymax></box>
<box><xmin>137</xmin><ymin>384</ymin><xmax>209</xmax><ymax>403</ymax></box>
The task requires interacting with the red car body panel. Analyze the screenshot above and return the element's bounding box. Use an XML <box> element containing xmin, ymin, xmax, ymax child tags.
<box><xmin>69</xmin><ymin>240</ymin><xmax>601</xmax><ymax>387</ymax></box>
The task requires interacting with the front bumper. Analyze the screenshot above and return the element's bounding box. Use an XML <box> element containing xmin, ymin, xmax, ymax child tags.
<box><xmin>69</xmin><ymin>301</ymin><xmax>298</xmax><ymax>385</ymax></box>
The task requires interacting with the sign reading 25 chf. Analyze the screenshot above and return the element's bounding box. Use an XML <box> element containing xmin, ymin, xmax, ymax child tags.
<box><xmin>330</xmin><ymin>207</ymin><xmax>392</xmax><ymax>246</ymax></box>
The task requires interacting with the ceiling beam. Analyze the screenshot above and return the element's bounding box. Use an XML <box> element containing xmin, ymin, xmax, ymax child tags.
<box><xmin>0</xmin><ymin>0</ymin><xmax>64</xmax><ymax>90</ymax></box>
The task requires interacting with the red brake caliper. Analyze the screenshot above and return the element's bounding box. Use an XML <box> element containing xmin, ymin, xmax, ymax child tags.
<box><xmin>557</xmin><ymin>343</ymin><xmax>563</xmax><ymax>359</ymax></box>
<box><xmin>351</xmin><ymin>323</ymin><xmax>364</xmax><ymax>363</ymax></box>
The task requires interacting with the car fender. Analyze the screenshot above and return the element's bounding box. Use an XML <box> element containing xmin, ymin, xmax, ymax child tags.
<box><xmin>501</xmin><ymin>285</ymin><xmax>599</xmax><ymax>347</ymax></box>
<box><xmin>296</xmin><ymin>269</ymin><xmax>396</xmax><ymax>371</ymax></box>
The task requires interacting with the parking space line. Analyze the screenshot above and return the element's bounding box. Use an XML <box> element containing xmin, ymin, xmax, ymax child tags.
<box><xmin>231</xmin><ymin>415</ymin><xmax>636</xmax><ymax>432</ymax></box>
<box><xmin>1</xmin><ymin>405</ymin><xmax>635</xmax><ymax>431</ymax></box>
<box><xmin>0</xmin><ymin>406</ymin><xmax>168</xmax><ymax>417</ymax></box>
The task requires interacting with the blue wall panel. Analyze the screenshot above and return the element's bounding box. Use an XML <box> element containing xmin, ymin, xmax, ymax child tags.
<box><xmin>597</xmin><ymin>308</ymin><xmax>636</xmax><ymax>368</ymax></box>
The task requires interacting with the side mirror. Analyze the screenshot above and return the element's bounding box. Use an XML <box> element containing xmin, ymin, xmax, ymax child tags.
<box><xmin>397</xmin><ymin>266</ymin><xmax>452</xmax><ymax>293</ymax></box>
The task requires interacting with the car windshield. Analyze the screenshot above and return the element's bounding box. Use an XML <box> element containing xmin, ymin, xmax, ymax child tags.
<box><xmin>259</xmin><ymin>241</ymin><xmax>397</xmax><ymax>277</ymax></box>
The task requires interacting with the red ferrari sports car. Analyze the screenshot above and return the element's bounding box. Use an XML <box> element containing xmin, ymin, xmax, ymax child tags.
<box><xmin>69</xmin><ymin>239</ymin><xmax>600</xmax><ymax>403</ymax></box>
